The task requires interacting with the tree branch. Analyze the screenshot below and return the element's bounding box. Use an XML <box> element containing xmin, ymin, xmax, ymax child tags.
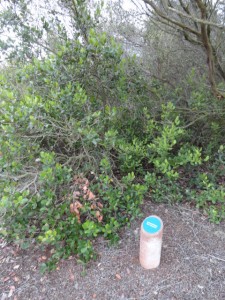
<box><xmin>168</xmin><ymin>6</ymin><xmax>225</xmax><ymax>30</ymax></box>
<box><xmin>142</xmin><ymin>0</ymin><xmax>201</xmax><ymax>36</ymax></box>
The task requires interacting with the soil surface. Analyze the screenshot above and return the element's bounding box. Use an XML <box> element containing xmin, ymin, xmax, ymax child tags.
<box><xmin>1</xmin><ymin>202</ymin><xmax>225</xmax><ymax>300</ymax></box>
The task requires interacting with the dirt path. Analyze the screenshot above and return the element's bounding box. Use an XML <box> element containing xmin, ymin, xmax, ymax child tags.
<box><xmin>1</xmin><ymin>202</ymin><xmax>225</xmax><ymax>300</ymax></box>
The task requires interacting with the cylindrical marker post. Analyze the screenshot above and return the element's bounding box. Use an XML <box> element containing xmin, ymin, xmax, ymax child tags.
<box><xmin>139</xmin><ymin>215</ymin><xmax>163</xmax><ymax>269</ymax></box>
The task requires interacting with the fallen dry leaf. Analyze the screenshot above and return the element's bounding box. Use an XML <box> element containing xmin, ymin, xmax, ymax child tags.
<box><xmin>73</xmin><ymin>191</ymin><xmax>81</xmax><ymax>199</ymax></box>
<box><xmin>97</xmin><ymin>202</ymin><xmax>103</xmax><ymax>209</ymax></box>
<box><xmin>2</xmin><ymin>276</ymin><xmax>10</xmax><ymax>282</ymax></box>
<box><xmin>75</xmin><ymin>201</ymin><xmax>83</xmax><ymax>209</ymax></box>
<box><xmin>70</xmin><ymin>201</ymin><xmax>83</xmax><ymax>216</ymax></box>
<box><xmin>90</xmin><ymin>203</ymin><xmax>97</xmax><ymax>210</ymax></box>
<box><xmin>97</xmin><ymin>215</ymin><xmax>103</xmax><ymax>223</ymax></box>
<box><xmin>70</xmin><ymin>274</ymin><xmax>75</xmax><ymax>282</ymax></box>
<box><xmin>86</xmin><ymin>190</ymin><xmax>95</xmax><ymax>200</ymax></box>
<box><xmin>70</xmin><ymin>204</ymin><xmax>79</xmax><ymax>215</ymax></box>
<box><xmin>82</xmin><ymin>185</ymin><xmax>88</xmax><ymax>193</ymax></box>
<box><xmin>13</xmin><ymin>276</ymin><xmax>20</xmax><ymax>282</ymax></box>
<box><xmin>95</xmin><ymin>211</ymin><xmax>103</xmax><ymax>223</ymax></box>
<box><xmin>69</xmin><ymin>269</ymin><xmax>75</xmax><ymax>282</ymax></box>
<box><xmin>73</xmin><ymin>176</ymin><xmax>89</xmax><ymax>186</ymax></box>
<box><xmin>92</xmin><ymin>293</ymin><xmax>97</xmax><ymax>299</ymax></box>
<box><xmin>95</xmin><ymin>211</ymin><xmax>100</xmax><ymax>218</ymax></box>
<box><xmin>115</xmin><ymin>274</ymin><xmax>121</xmax><ymax>280</ymax></box>
<box><xmin>38</xmin><ymin>256</ymin><xmax>47</xmax><ymax>262</ymax></box>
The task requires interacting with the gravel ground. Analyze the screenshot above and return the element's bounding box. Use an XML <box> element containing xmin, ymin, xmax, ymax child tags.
<box><xmin>1</xmin><ymin>202</ymin><xmax>225</xmax><ymax>300</ymax></box>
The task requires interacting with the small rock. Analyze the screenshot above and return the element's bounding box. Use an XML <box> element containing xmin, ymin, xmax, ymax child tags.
<box><xmin>198</xmin><ymin>285</ymin><xmax>204</xmax><ymax>289</ymax></box>
<box><xmin>8</xmin><ymin>286</ymin><xmax>15</xmax><ymax>298</ymax></box>
<box><xmin>1</xmin><ymin>293</ymin><xmax>7</xmax><ymax>300</ymax></box>
<box><xmin>214</xmin><ymin>231</ymin><xmax>225</xmax><ymax>239</ymax></box>
<box><xmin>13</xmin><ymin>265</ymin><xmax>20</xmax><ymax>270</ymax></box>
<box><xmin>210</xmin><ymin>258</ymin><xmax>217</xmax><ymax>264</ymax></box>
<box><xmin>134</xmin><ymin>228</ymin><xmax>139</xmax><ymax>235</ymax></box>
<box><xmin>1</xmin><ymin>293</ymin><xmax>8</xmax><ymax>300</ymax></box>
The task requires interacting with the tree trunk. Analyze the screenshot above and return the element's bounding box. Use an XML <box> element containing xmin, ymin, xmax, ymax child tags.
<box><xmin>196</xmin><ymin>0</ymin><xmax>224</xmax><ymax>98</ymax></box>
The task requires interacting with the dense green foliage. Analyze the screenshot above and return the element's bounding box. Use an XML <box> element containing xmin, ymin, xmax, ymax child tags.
<box><xmin>1</xmin><ymin>0</ymin><xmax>225</xmax><ymax>271</ymax></box>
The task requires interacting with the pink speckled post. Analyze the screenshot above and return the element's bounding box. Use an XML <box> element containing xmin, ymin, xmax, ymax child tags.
<box><xmin>139</xmin><ymin>215</ymin><xmax>163</xmax><ymax>269</ymax></box>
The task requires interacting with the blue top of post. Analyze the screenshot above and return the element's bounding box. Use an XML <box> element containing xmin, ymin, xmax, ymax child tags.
<box><xmin>142</xmin><ymin>216</ymin><xmax>162</xmax><ymax>234</ymax></box>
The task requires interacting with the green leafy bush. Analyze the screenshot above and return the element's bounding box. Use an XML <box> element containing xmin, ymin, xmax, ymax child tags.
<box><xmin>186</xmin><ymin>172</ymin><xmax>225</xmax><ymax>224</ymax></box>
<box><xmin>0</xmin><ymin>31</ymin><xmax>150</xmax><ymax>270</ymax></box>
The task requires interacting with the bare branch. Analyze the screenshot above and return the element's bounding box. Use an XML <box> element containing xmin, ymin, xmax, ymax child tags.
<box><xmin>168</xmin><ymin>6</ymin><xmax>225</xmax><ymax>30</ymax></box>
<box><xmin>142</xmin><ymin>0</ymin><xmax>201</xmax><ymax>36</ymax></box>
<box><xmin>142</xmin><ymin>0</ymin><xmax>225</xmax><ymax>98</ymax></box>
